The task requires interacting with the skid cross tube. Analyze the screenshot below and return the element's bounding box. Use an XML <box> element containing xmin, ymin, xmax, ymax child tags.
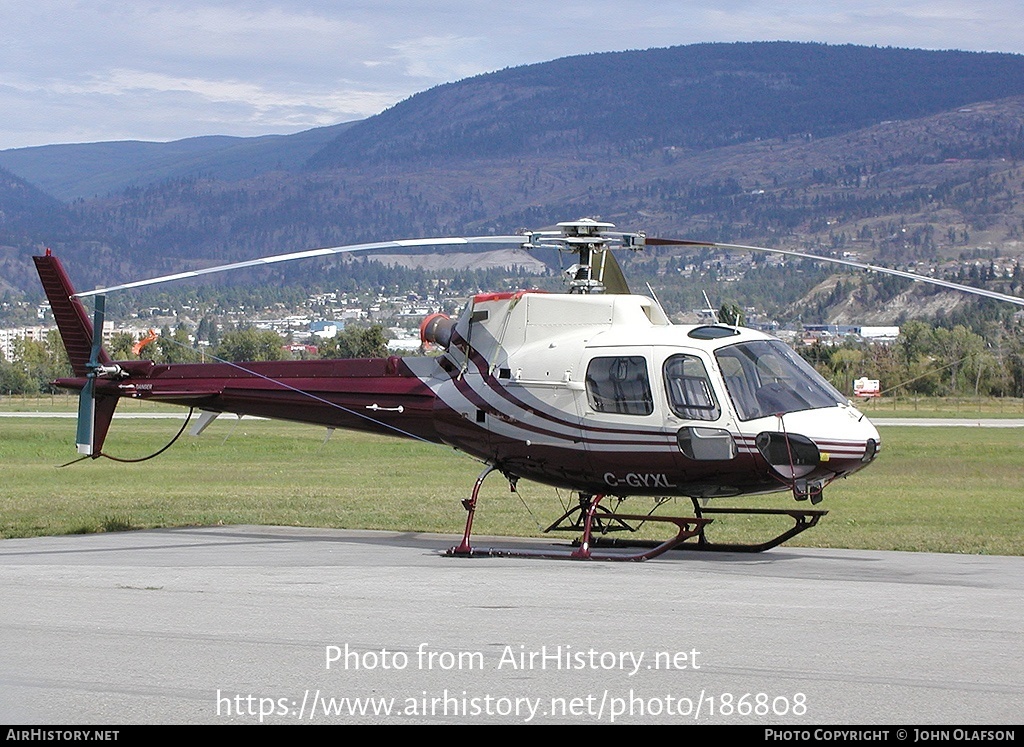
<box><xmin>543</xmin><ymin>494</ymin><xmax>637</xmax><ymax>535</ymax></box>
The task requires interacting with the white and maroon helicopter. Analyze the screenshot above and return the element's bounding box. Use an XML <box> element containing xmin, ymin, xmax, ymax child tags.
<box><xmin>40</xmin><ymin>218</ymin><xmax>1019</xmax><ymax>560</ymax></box>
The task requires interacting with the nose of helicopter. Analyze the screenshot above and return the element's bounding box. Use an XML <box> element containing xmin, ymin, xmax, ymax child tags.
<box><xmin>815</xmin><ymin>405</ymin><xmax>880</xmax><ymax>469</ymax></box>
<box><xmin>826</xmin><ymin>403</ymin><xmax>881</xmax><ymax>467</ymax></box>
<box><xmin>751</xmin><ymin>404</ymin><xmax>881</xmax><ymax>482</ymax></box>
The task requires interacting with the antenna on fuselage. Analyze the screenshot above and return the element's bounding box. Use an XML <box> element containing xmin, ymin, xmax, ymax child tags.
<box><xmin>645</xmin><ymin>282</ymin><xmax>671</xmax><ymax>321</ymax></box>
<box><xmin>701</xmin><ymin>290</ymin><xmax>720</xmax><ymax>324</ymax></box>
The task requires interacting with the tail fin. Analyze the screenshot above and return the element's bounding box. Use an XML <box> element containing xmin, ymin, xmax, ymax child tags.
<box><xmin>35</xmin><ymin>251</ymin><xmax>118</xmax><ymax>457</ymax></box>
<box><xmin>33</xmin><ymin>251</ymin><xmax>112</xmax><ymax>377</ymax></box>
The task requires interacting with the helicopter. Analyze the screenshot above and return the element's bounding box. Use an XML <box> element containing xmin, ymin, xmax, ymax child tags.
<box><xmin>36</xmin><ymin>218</ymin><xmax>944</xmax><ymax>561</ymax></box>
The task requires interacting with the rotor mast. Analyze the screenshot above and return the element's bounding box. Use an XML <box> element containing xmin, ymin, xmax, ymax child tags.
<box><xmin>561</xmin><ymin>219</ymin><xmax>614</xmax><ymax>293</ymax></box>
<box><xmin>521</xmin><ymin>218</ymin><xmax>646</xmax><ymax>294</ymax></box>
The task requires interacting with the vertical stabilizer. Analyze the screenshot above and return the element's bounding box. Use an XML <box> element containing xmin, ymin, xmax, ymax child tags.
<box><xmin>33</xmin><ymin>252</ymin><xmax>112</xmax><ymax>377</ymax></box>
<box><xmin>34</xmin><ymin>252</ymin><xmax>119</xmax><ymax>457</ymax></box>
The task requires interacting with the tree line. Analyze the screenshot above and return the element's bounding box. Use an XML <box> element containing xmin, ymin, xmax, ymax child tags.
<box><xmin>799</xmin><ymin>321</ymin><xmax>1024</xmax><ymax>398</ymax></box>
<box><xmin>0</xmin><ymin>324</ymin><xmax>392</xmax><ymax>395</ymax></box>
<box><xmin>5</xmin><ymin>320</ymin><xmax>1021</xmax><ymax>400</ymax></box>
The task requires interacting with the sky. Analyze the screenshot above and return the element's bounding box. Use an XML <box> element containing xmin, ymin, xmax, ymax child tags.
<box><xmin>2</xmin><ymin>0</ymin><xmax>1023</xmax><ymax>150</ymax></box>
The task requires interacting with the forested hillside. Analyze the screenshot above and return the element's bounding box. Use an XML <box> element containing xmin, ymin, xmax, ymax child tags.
<box><xmin>308</xmin><ymin>43</ymin><xmax>1024</xmax><ymax>167</ymax></box>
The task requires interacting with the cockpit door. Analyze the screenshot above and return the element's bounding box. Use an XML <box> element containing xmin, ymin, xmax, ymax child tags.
<box><xmin>661</xmin><ymin>351</ymin><xmax>738</xmax><ymax>466</ymax></box>
<box><xmin>577</xmin><ymin>348</ymin><xmax>678</xmax><ymax>488</ymax></box>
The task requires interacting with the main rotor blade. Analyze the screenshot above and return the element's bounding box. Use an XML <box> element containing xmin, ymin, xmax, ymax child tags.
<box><xmin>648</xmin><ymin>238</ymin><xmax>1024</xmax><ymax>308</ymax></box>
<box><xmin>75</xmin><ymin>235</ymin><xmax>524</xmax><ymax>298</ymax></box>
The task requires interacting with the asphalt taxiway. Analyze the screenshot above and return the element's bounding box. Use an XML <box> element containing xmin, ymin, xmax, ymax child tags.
<box><xmin>1</xmin><ymin>526</ymin><xmax>1021</xmax><ymax>724</ymax></box>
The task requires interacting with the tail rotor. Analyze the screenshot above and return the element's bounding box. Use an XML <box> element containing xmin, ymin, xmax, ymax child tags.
<box><xmin>75</xmin><ymin>296</ymin><xmax>106</xmax><ymax>455</ymax></box>
<box><xmin>73</xmin><ymin>295</ymin><xmax>122</xmax><ymax>458</ymax></box>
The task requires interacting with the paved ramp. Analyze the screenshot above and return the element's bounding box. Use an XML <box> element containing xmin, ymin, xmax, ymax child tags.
<box><xmin>1</xmin><ymin>526</ymin><xmax>1021</xmax><ymax>724</ymax></box>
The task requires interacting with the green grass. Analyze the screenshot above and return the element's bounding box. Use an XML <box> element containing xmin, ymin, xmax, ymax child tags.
<box><xmin>857</xmin><ymin>395</ymin><xmax>1024</xmax><ymax>418</ymax></box>
<box><xmin>820</xmin><ymin>426</ymin><xmax>1024</xmax><ymax>555</ymax></box>
<box><xmin>0</xmin><ymin>415</ymin><xmax>553</xmax><ymax>541</ymax></box>
<box><xmin>0</xmin><ymin>392</ymin><xmax>179</xmax><ymax>413</ymax></box>
<box><xmin>1</xmin><ymin>409</ymin><xmax>1021</xmax><ymax>556</ymax></box>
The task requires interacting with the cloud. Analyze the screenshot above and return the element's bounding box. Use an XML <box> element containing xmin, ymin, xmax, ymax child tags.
<box><xmin>48</xmin><ymin>69</ymin><xmax>397</xmax><ymax>117</ymax></box>
<box><xmin>387</xmin><ymin>35</ymin><xmax>497</xmax><ymax>80</ymax></box>
<box><xmin>0</xmin><ymin>70</ymin><xmax>395</xmax><ymax>145</ymax></box>
<box><xmin>1</xmin><ymin>0</ymin><xmax>1022</xmax><ymax>147</ymax></box>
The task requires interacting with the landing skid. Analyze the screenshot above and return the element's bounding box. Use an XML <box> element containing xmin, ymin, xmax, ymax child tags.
<box><xmin>446</xmin><ymin>467</ymin><xmax>711</xmax><ymax>561</ymax></box>
<box><xmin>582</xmin><ymin>498</ymin><xmax>828</xmax><ymax>553</ymax></box>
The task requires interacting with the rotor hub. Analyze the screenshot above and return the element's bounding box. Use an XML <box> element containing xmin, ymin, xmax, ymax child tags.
<box><xmin>520</xmin><ymin>218</ymin><xmax>645</xmax><ymax>294</ymax></box>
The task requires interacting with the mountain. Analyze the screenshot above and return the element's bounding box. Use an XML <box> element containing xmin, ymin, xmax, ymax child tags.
<box><xmin>0</xmin><ymin>121</ymin><xmax>358</xmax><ymax>200</ymax></box>
<box><xmin>0</xmin><ymin>165</ymin><xmax>81</xmax><ymax>293</ymax></box>
<box><xmin>307</xmin><ymin>42</ymin><xmax>1024</xmax><ymax>168</ymax></box>
<box><xmin>3</xmin><ymin>41</ymin><xmax>1024</xmax><ymax>310</ymax></box>
<box><xmin>0</xmin><ymin>165</ymin><xmax>65</xmax><ymax>228</ymax></box>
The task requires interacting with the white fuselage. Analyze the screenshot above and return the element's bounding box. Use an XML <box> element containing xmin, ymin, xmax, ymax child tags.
<box><xmin>418</xmin><ymin>291</ymin><xmax>880</xmax><ymax>498</ymax></box>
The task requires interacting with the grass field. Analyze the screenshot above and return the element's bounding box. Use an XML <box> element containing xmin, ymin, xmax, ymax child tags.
<box><xmin>856</xmin><ymin>395</ymin><xmax>1024</xmax><ymax>418</ymax></box>
<box><xmin>0</xmin><ymin>392</ymin><xmax>177</xmax><ymax>413</ymax></box>
<box><xmin>1</xmin><ymin>401</ymin><xmax>1021</xmax><ymax>555</ymax></box>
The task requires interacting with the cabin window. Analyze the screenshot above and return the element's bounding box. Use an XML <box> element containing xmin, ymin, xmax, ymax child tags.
<box><xmin>663</xmin><ymin>354</ymin><xmax>720</xmax><ymax>421</ymax></box>
<box><xmin>677</xmin><ymin>427</ymin><xmax>736</xmax><ymax>460</ymax></box>
<box><xmin>585</xmin><ymin>356</ymin><xmax>654</xmax><ymax>415</ymax></box>
<box><xmin>715</xmin><ymin>340</ymin><xmax>845</xmax><ymax>421</ymax></box>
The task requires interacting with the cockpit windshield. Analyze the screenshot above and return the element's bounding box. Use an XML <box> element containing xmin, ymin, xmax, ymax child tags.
<box><xmin>715</xmin><ymin>340</ymin><xmax>846</xmax><ymax>421</ymax></box>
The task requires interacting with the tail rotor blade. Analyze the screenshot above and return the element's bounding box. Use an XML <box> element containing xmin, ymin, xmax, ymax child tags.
<box><xmin>76</xmin><ymin>296</ymin><xmax>105</xmax><ymax>457</ymax></box>
<box><xmin>89</xmin><ymin>295</ymin><xmax>105</xmax><ymax>366</ymax></box>
<box><xmin>76</xmin><ymin>378</ymin><xmax>96</xmax><ymax>456</ymax></box>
